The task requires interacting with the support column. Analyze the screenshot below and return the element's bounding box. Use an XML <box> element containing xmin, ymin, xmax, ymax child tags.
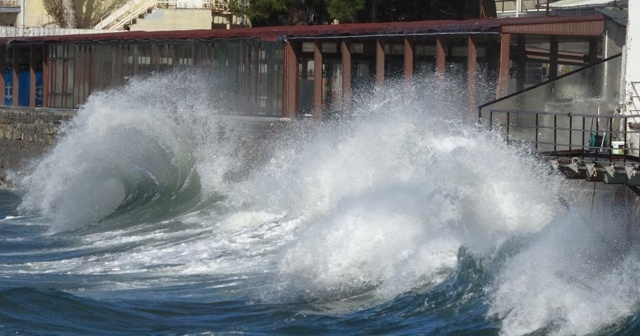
<box><xmin>29</xmin><ymin>45</ymin><xmax>36</xmax><ymax>107</ymax></box>
<box><xmin>516</xmin><ymin>35</ymin><xmax>526</xmax><ymax>92</ymax></box>
<box><xmin>12</xmin><ymin>47</ymin><xmax>18</xmax><ymax>107</ymax></box>
<box><xmin>467</xmin><ymin>35</ymin><xmax>478</xmax><ymax>116</ymax></box>
<box><xmin>549</xmin><ymin>36</ymin><xmax>558</xmax><ymax>79</ymax></box>
<box><xmin>341</xmin><ymin>40</ymin><xmax>352</xmax><ymax>112</ymax></box>
<box><xmin>313</xmin><ymin>41</ymin><xmax>323</xmax><ymax>120</ymax></box>
<box><xmin>283</xmin><ymin>41</ymin><xmax>299</xmax><ymax>119</ymax></box>
<box><xmin>436</xmin><ymin>36</ymin><xmax>446</xmax><ymax>78</ymax></box>
<box><xmin>496</xmin><ymin>33</ymin><xmax>511</xmax><ymax>98</ymax></box>
<box><xmin>376</xmin><ymin>38</ymin><xmax>385</xmax><ymax>86</ymax></box>
<box><xmin>404</xmin><ymin>37</ymin><xmax>414</xmax><ymax>83</ymax></box>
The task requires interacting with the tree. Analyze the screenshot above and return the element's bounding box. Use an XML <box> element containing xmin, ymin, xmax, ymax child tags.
<box><xmin>229</xmin><ymin>0</ymin><xmax>329</xmax><ymax>26</ymax></box>
<box><xmin>326</xmin><ymin>0</ymin><xmax>365</xmax><ymax>23</ymax></box>
<box><xmin>43</xmin><ymin>0</ymin><xmax>77</xmax><ymax>28</ymax></box>
<box><xmin>230</xmin><ymin>0</ymin><xmax>496</xmax><ymax>26</ymax></box>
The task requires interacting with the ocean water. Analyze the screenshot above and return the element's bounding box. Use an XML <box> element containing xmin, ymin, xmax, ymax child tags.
<box><xmin>1</xmin><ymin>70</ymin><xmax>640</xmax><ymax>335</ymax></box>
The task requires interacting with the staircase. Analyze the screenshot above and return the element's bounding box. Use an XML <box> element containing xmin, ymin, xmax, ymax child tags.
<box><xmin>94</xmin><ymin>0</ymin><xmax>157</xmax><ymax>30</ymax></box>
<box><xmin>93</xmin><ymin>0</ymin><xmax>230</xmax><ymax>31</ymax></box>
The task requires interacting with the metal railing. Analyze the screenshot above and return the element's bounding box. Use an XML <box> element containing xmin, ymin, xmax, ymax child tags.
<box><xmin>485</xmin><ymin>109</ymin><xmax>640</xmax><ymax>165</ymax></box>
<box><xmin>495</xmin><ymin>0</ymin><xmax>557</xmax><ymax>16</ymax></box>
<box><xmin>157</xmin><ymin>0</ymin><xmax>213</xmax><ymax>8</ymax></box>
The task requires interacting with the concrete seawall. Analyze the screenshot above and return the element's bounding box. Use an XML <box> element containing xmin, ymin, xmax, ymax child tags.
<box><xmin>0</xmin><ymin>108</ymin><xmax>74</xmax><ymax>188</ymax></box>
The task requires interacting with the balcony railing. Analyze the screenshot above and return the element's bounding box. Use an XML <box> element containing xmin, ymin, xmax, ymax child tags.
<box><xmin>0</xmin><ymin>0</ymin><xmax>20</xmax><ymax>13</ymax></box>
<box><xmin>484</xmin><ymin>108</ymin><xmax>640</xmax><ymax>184</ymax></box>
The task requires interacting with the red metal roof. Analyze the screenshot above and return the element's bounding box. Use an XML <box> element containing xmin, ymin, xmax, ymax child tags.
<box><xmin>0</xmin><ymin>14</ymin><xmax>604</xmax><ymax>45</ymax></box>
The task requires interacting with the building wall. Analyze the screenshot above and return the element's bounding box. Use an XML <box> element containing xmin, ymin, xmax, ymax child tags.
<box><xmin>20</xmin><ymin>0</ymin><xmax>128</xmax><ymax>28</ymax></box>
<box><xmin>129</xmin><ymin>8</ymin><xmax>211</xmax><ymax>31</ymax></box>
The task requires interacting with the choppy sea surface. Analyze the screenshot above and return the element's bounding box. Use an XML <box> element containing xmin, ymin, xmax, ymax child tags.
<box><xmin>1</xmin><ymin>71</ymin><xmax>640</xmax><ymax>335</ymax></box>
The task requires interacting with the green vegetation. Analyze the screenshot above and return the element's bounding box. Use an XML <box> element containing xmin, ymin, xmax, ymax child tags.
<box><xmin>229</xmin><ymin>0</ymin><xmax>497</xmax><ymax>27</ymax></box>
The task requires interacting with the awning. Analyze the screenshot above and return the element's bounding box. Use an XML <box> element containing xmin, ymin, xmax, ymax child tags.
<box><xmin>548</xmin><ymin>0</ymin><xmax>627</xmax><ymax>8</ymax></box>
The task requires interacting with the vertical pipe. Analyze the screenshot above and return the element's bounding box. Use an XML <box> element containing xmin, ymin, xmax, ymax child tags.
<box><xmin>313</xmin><ymin>41</ymin><xmax>323</xmax><ymax>120</ymax></box>
<box><xmin>404</xmin><ymin>36</ymin><xmax>414</xmax><ymax>83</ymax></box>
<box><xmin>467</xmin><ymin>35</ymin><xmax>478</xmax><ymax>117</ymax></box>
<box><xmin>29</xmin><ymin>44</ymin><xmax>35</xmax><ymax>107</ymax></box>
<box><xmin>497</xmin><ymin>33</ymin><xmax>511</xmax><ymax>98</ymax></box>
<box><xmin>376</xmin><ymin>38</ymin><xmax>385</xmax><ymax>86</ymax></box>
<box><xmin>341</xmin><ymin>40</ymin><xmax>352</xmax><ymax>113</ymax></box>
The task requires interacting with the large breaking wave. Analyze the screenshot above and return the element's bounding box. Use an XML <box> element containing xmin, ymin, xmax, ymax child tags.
<box><xmin>8</xmin><ymin>70</ymin><xmax>640</xmax><ymax>335</ymax></box>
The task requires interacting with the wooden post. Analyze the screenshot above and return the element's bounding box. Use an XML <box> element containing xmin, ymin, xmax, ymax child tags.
<box><xmin>496</xmin><ymin>33</ymin><xmax>511</xmax><ymax>98</ymax></box>
<box><xmin>467</xmin><ymin>35</ymin><xmax>478</xmax><ymax>117</ymax></box>
<box><xmin>341</xmin><ymin>40</ymin><xmax>352</xmax><ymax>113</ymax></box>
<box><xmin>283</xmin><ymin>41</ymin><xmax>299</xmax><ymax>119</ymax></box>
<box><xmin>376</xmin><ymin>38</ymin><xmax>385</xmax><ymax>86</ymax></box>
<box><xmin>404</xmin><ymin>37</ymin><xmax>414</xmax><ymax>83</ymax></box>
<box><xmin>549</xmin><ymin>36</ymin><xmax>558</xmax><ymax>79</ymax></box>
<box><xmin>313</xmin><ymin>41</ymin><xmax>323</xmax><ymax>120</ymax></box>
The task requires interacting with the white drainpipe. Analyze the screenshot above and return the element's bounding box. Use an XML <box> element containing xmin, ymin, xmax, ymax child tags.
<box><xmin>20</xmin><ymin>0</ymin><xmax>25</xmax><ymax>27</ymax></box>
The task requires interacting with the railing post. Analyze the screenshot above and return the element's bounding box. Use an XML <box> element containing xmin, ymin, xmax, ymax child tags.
<box><xmin>569</xmin><ymin>114</ymin><xmax>573</xmax><ymax>153</ymax></box>
<box><xmin>535</xmin><ymin>113</ymin><xmax>539</xmax><ymax>151</ymax></box>
<box><xmin>506</xmin><ymin>111</ymin><xmax>511</xmax><ymax>144</ymax></box>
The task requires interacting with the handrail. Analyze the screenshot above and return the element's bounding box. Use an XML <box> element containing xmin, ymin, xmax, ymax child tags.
<box><xmin>94</xmin><ymin>0</ymin><xmax>155</xmax><ymax>30</ymax></box>
<box><xmin>485</xmin><ymin>108</ymin><xmax>640</xmax><ymax>165</ymax></box>
<box><xmin>107</xmin><ymin>0</ymin><xmax>157</xmax><ymax>31</ymax></box>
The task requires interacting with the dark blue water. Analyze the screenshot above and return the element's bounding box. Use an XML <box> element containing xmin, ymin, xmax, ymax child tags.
<box><xmin>2</xmin><ymin>72</ymin><xmax>640</xmax><ymax>335</ymax></box>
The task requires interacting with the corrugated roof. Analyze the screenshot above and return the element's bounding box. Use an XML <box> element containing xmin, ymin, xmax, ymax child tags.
<box><xmin>0</xmin><ymin>14</ymin><xmax>604</xmax><ymax>45</ymax></box>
